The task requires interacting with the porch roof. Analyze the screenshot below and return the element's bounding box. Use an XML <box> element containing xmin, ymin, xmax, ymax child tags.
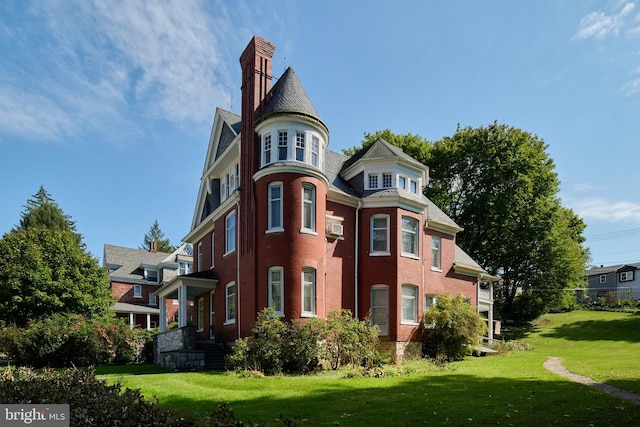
<box><xmin>156</xmin><ymin>269</ymin><xmax>219</xmax><ymax>299</ymax></box>
<box><xmin>114</xmin><ymin>302</ymin><xmax>160</xmax><ymax>315</ymax></box>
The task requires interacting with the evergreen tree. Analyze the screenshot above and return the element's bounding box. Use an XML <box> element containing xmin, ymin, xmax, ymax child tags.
<box><xmin>140</xmin><ymin>219</ymin><xmax>175</xmax><ymax>253</ymax></box>
<box><xmin>18</xmin><ymin>186</ymin><xmax>83</xmax><ymax>247</ymax></box>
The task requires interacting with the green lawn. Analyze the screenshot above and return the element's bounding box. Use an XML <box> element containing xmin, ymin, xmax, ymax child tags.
<box><xmin>97</xmin><ymin>310</ymin><xmax>640</xmax><ymax>426</ymax></box>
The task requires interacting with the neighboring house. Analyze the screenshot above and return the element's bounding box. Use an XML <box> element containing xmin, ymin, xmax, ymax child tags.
<box><xmin>155</xmin><ymin>36</ymin><xmax>495</xmax><ymax>360</ymax></box>
<box><xmin>104</xmin><ymin>242</ymin><xmax>194</xmax><ymax>329</ymax></box>
<box><xmin>585</xmin><ymin>263</ymin><xmax>640</xmax><ymax>302</ymax></box>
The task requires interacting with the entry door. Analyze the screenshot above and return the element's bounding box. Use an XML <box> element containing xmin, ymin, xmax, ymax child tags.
<box><xmin>370</xmin><ymin>285</ymin><xmax>389</xmax><ymax>336</ymax></box>
<box><xmin>214</xmin><ymin>291</ymin><xmax>216</xmax><ymax>339</ymax></box>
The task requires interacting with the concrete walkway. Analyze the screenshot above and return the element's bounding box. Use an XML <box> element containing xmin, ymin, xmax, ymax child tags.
<box><xmin>543</xmin><ymin>356</ymin><xmax>640</xmax><ymax>407</ymax></box>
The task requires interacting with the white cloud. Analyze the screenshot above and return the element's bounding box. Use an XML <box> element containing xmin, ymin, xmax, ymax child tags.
<box><xmin>575</xmin><ymin>2</ymin><xmax>635</xmax><ymax>40</ymax></box>
<box><xmin>0</xmin><ymin>0</ymin><xmax>265</xmax><ymax>143</ymax></box>
<box><xmin>570</xmin><ymin>197</ymin><xmax>640</xmax><ymax>223</ymax></box>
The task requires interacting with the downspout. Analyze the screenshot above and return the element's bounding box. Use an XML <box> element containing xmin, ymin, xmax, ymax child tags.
<box><xmin>355</xmin><ymin>200</ymin><xmax>362</xmax><ymax>318</ymax></box>
<box><xmin>236</xmin><ymin>190</ymin><xmax>241</xmax><ymax>340</ymax></box>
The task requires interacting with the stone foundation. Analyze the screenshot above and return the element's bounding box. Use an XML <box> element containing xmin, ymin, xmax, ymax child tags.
<box><xmin>378</xmin><ymin>340</ymin><xmax>422</xmax><ymax>363</ymax></box>
<box><xmin>159</xmin><ymin>350</ymin><xmax>205</xmax><ymax>371</ymax></box>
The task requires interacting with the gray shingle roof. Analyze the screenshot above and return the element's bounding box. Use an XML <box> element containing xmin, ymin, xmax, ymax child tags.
<box><xmin>258</xmin><ymin>67</ymin><xmax>327</xmax><ymax>131</ymax></box>
<box><xmin>325</xmin><ymin>149</ymin><xmax>359</xmax><ymax>196</ymax></box>
<box><xmin>342</xmin><ymin>138</ymin><xmax>426</xmax><ymax>171</ymax></box>
<box><xmin>454</xmin><ymin>245</ymin><xmax>485</xmax><ymax>272</ymax></box>
<box><xmin>104</xmin><ymin>244</ymin><xmax>174</xmax><ymax>282</ymax></box>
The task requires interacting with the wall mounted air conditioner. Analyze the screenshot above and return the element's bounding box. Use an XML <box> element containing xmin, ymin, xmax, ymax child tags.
<box><xmin>329</xmin><ymin>223</ymin><xmax>343</xmax><ymax>237</ymax></box>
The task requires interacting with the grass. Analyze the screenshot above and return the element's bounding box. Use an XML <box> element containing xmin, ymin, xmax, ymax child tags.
<box><xmin>97</xmin><ymin>310</ymin><xmax>640</xmax><ymax>426</ymax></box>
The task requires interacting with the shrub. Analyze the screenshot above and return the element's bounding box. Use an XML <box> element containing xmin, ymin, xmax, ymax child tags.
<box><xmin>0</xmin><ymin>314</ymin><xmax>139</xmax><ymax>367</ymax></box>
<box><xmin>423</xmin><ymin>294</ymin><xmax>488</xmax><ymax>362</ymax></box>
<box><xmin>324</xmin><ymin>310</ymin><xmax>379</xmax><ymax>370</ymax></box>
<box><xmin>227</xmin><ymin>308</ymin><xmax>380</xmax><ymax>375</ymax></box>
<box><xmin>0</xmin><ymin>366</ymin><xmax>193</xmax><ymax>427</ymax></box>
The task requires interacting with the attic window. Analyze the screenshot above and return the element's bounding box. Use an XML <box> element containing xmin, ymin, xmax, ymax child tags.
<box><xmin>368</xmin><ymin>174</ymin><xmax>379</xmax><ymax>189</ymax></box>
<box><xmin>382</xmin><ymin>173</ymin><xmax>392</xmax><ymax>188</ymax></box>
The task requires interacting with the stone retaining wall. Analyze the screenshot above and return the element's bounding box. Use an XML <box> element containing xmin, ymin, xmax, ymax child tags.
<box><xmin>159</xmin><ymin>350</ymin><xmax>205</xmax><ymax>371</ymax></box>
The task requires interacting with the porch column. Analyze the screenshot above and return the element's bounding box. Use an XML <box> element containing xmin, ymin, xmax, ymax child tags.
<box><xmin>159</xmin><ymin>296</ymin><xmax>167</xmax><ymax>332</ymax></box>
<box><xmin>146</xmin><ymin>313</ymin><xmax>151</xmax><ymax>331</ymax></box>
<box><xmin>178</xmin><ymin>284</ymin><xmax>188</xmax><ymax>328</ymax></box>
<box><xmin>488</xmin><ymin>282</ymin><xmax>494</xmax><ymax>340</ymax></box>
<box><xmin>129</xmin><ymin>312</ymin><xmax>134</xmax><ymax>329</ymax></box>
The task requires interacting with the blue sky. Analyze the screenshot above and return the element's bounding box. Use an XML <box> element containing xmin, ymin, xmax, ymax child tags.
<box><xmin>1</xmin><ymin>1</ymin><xmax>639</xmax><ymax>267</ymax></box>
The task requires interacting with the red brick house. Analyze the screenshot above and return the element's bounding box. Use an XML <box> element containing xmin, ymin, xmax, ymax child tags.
<box><xmin>156</xmin><ymin>36</ymin><xmax>494</xmax><ymax>359</ymax></box>
<box><xmin>104</xmin><ymin>242</ymin><xmax>194</xmax><ymax>329</ymax></box>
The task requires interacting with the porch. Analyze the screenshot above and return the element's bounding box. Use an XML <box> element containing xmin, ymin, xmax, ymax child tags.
<box><xmin>155</xmin><ymin>270</ymin><xmax>218</xmax><ymax>332</ymax></box>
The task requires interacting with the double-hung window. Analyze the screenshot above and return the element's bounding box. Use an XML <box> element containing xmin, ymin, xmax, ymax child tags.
<box><xmin>268</xmin><ymin>182</ymin><xmax>283</xmax><ymax>231</ymax></box>
<box><xmin>401</xmin><ymin>284</ymin><xmax>418</xmax><ymax>324</ymax></box>
<box><xmin>264</xmin><ymin>134</ymin><xmax>272</xmax><ymax>164</ymax></box>
<box><xmin>133</xmin><ymin>284</ymin><xmax>142</xmax><ymax>298</ymax></box>
<box><xmin>311</xmin><ymin>136</ymin><xmax>319</xmax><ymax>167</ymax></box>
<box><xmin>431</xmin><ymin>236</ymin><xmax>441</xmax><ymax>270</ymax></box>
<box><xmin>302</xmin><ymin>184</ymin><xmax>316</xmax><ymax>232</ymax></box>
<box><xmin>370</xmin><ymin>285</ymin><xmax>389</xmax><ymax>336</ymax></box>
<box><xmin>620</xmin><ymin>271</ymin><xmax>634</xmax><ymax>282</ymax></box>
<box><xmin>401</xmin><ymin>216</ymin><xmax>419</xmax><ymax>257</ymax></box>
<box><xmin>197</xmin><ymin>298</ymin><xmax>205</xmax><ymax>331</ymax></box>
<box><xmin>302</xmin><ymin>268</ymin><xmax>316</xmax><ymax>316</ymax></box>
<box><xmin>296</xmin><ymin>131</ymin><xmax>305</xmax><ymax>162</ymax></box>
<box><xmin>370</xmin><ymin>214</ymin><xmax>390</xmax><ymax>254</ymax></box>
<box><xmin>278</xmin><ymin>131</ymin><xmax>288</xmax><ymax>160</ymax></box>
<box><xmin>268</xmin><ymin>267</ymin><xmax>284</xmax><ymax>316</ymax></box>
<box><xmin>225</xmin><ymin>282</ymin><xmax>236</xmax><ymax>324</ymax></box>
<box><xmin>225</xmin><ymin>211</ymin><xmax>236</xmax><ymax>254</ymax></box>
<box><xmin>197</xmin><ymin>242</ymin><xmax>203</xmax><ymax>272</ymax></box>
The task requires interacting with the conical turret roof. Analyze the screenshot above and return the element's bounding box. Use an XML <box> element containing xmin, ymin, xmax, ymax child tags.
<box><xmin>258</xmin><ymin>67</ymin><xmax>327</xmax><ymax>131</ymax></box>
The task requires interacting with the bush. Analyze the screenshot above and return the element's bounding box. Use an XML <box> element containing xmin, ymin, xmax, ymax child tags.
<box><xmin>0</xmin><ymin>314</ymin><xmax>141</xmax><ymax>367</ymax></box>
<box><xmin>423</xmin><ymin>294</ymin><xmax>488</xmax><ymax>362</ymax></box>
<box><xmin>227</xmin><ymin>308</ymin><xmax>380</xmax><ymax>375</ymax></box>
<box><xmin>0</xmin><ymin>366</ymin><xmax>193</xmax><ymax>427</ymax></box>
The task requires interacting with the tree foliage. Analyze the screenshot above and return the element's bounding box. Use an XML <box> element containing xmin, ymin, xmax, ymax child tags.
<box><xmin>0</xmin><ymin>227</ymin><xmax>114</xmax><ymax>327</ymax></box>
<box><xmin>17</xmin><ymin>186</ymin><xmax>83</xmax><ymax>247</ymax></box>
<box><xmin>140</xmin><ymin>219</ymin><xmax>175</xmax><ymax>253</ymax></box>
<box><xmin>353</xmin><ymin>124</ymin><xmax>589</xmax><ymax>321</ymax></box>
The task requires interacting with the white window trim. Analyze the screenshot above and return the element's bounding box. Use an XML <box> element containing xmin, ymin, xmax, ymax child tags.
<box><xmin>301</xmin><ymin>183</ymin><xmax>316</xmax><ymax>234</ymax></box>
<box><xmin>144</xmin><ymin>267</ymin><xmax>159</xmax><ymax>283</ymax></box>
<box><xmin>620</xmin><ymin>271</ymin><xmax>634</xmax><ymax>282</ymax></box>
<box><xmin>431</xmin><ymin>236</ymin><xmax>442</xmax><ymax>271</ymax></box>
<box><xmin>268</xmin><ymin>266</ymin><xmax>284</xmax><ymax>317</ymax></box>
<box><xmin>278</xmin><ymin>130</ymin><xmax>288</xmax><ymax>161</ymax></box>
<box><xmin>263</xmin><ymin>133</ymin><xmax>272</xmax><ymax>165</ymax></box>
<box><xmin>424</xmin><ymin>294</ymin><xmax>437</xmax><ymax>312</ymax></box>
<box><xmin>370</xmin><ymin>214</ymin><xmax>391</xmax><ymax>256</ymax></box>
<box><xmin>401</xmin><ymin>284</ymin><xmax>419</xmax><ymax>325</ymax></box>
<box><xmin>599</xmin><ymin>274</ymin><xmax>606</xmax><ymax>284</ymax></box>
<box><xmin>224</xmin><ymin>282</ymin><xmax>236</xmax><ymax>325</ymax></box>
<box><xmin>197</xmin><ymin>298</ymin><xmax>205</xmax><ymax>332</ymax></box>
<box><xmin>133</xmin><ymin>284</ymin><xmax>142</xmax><ymax>298</ymax></box>
<box><xmin>225</xmin><ymin>210</ymin><xmax>236</xmax><ymax>256</ymax></box>
<box><xmin>267</xmin><ymin>182</ymin><xmax>284</xmax><ymax>233</ymax></box>
<box><xmin>370</xmin><ymin>285</ymin><xmax>389</xmax><ymax>336</ymax></box>
<box><xmin>301</xmin><ymin>268</ymin><xmax>316</xmax><ymax>317</ymax></box>
<box><xmin>197</xmin><ymin>242</ymin><xmax>203</xmax><ymax>272</ymax></box>
<box><xmin>295</xmin><ymin>131</ymin><xmax>306</xmax><ymax>162</ymax></box>
<box><xmin>401</xmin><ymin>216</ymin><xmax>419</xmax><ymax>259</ymax></box>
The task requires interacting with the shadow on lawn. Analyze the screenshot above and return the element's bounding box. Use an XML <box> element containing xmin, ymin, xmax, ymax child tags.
<box><xmin>540</xmin><ymin>316</ymin><xmax>640</xmax><ymax>343</ymax></box>
<box><xmin>150</xmin><ymin>371</ymin><xmax>640</xmax><ymax>426</ymax></box>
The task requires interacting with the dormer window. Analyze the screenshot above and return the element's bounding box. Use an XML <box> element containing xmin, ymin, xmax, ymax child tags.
<box><xmin>311</xmin><ymin>136</ymin><xmax>319</xmax><ymax>167</ymax></box>
<box><xmin>368</xmin><ymin>174</ymin><xmax>379</xmax><ymax>189</ymax></box>
<box><xmin>410</xmin><ymin>180</ymin><xmax>418</xmax><ymax>193</ymax></box>
<box><xmin>398</xmin><ymin>176</ymin><xmax>406</xmax><ymax>190</ymax></box>
<box><xmin>221</xmin><ymin>163</ymin><xmax>240</xmax><ymax>202</ymax></box>
<box><xmin>382</xmin><ymin>173</ymin><xmax>392</xmax><ymax>188</ymax></box>
<box><xmin>144</xmin><ymin>268</ymin><xmax>158</xmax><ymax>283</ymax></box>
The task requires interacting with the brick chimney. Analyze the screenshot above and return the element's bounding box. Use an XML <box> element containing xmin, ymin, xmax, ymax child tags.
<box><xmin>239</xmin><ymin>36</ymin><xmax>275</xmax><ymax>255</ymax></box>
<box><xmin>150</xmin><ymin>240</ymin><xmax>157</xmax><ymax>253</ymax></box>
